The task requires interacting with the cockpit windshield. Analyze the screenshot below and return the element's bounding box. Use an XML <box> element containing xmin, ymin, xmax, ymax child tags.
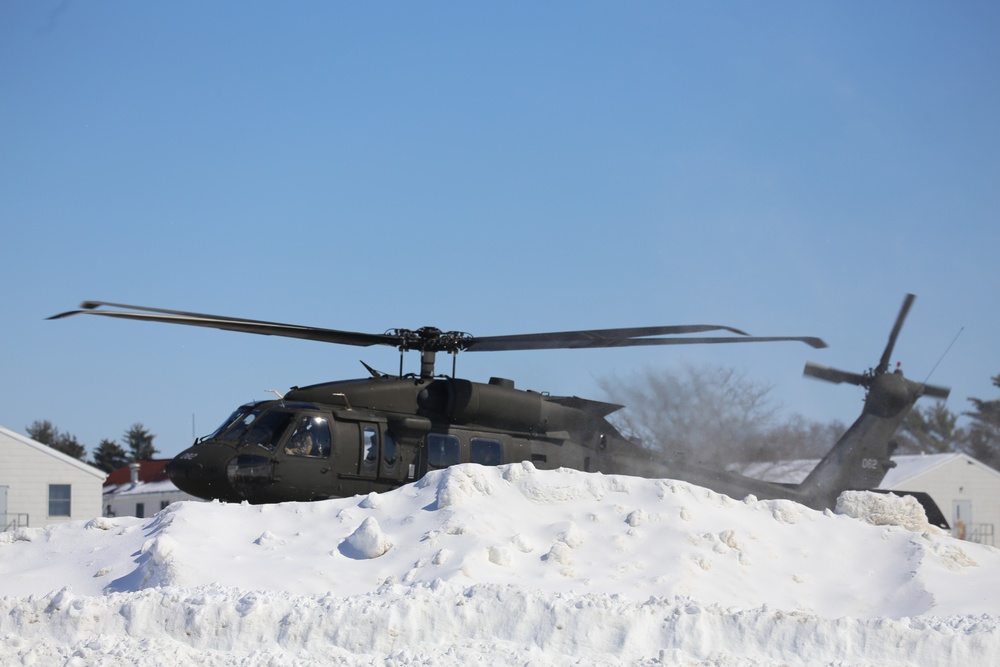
<box><xmin>214</xmin><ymin>405</ymin><xmax>296</xmax><ymax>451</ymax></box>
<box><xmin>205</xmin><ymin>404</ymin><xmax>257</xmax><ymax>441</ymax></box>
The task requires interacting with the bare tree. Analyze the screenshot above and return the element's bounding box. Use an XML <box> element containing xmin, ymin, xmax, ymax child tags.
<box><xmin>598</xmin><ymin>364</ymin><xmax>837</xmax><ymax>468</ymax></box>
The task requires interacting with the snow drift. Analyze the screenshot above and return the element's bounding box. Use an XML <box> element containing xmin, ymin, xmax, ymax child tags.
<box><xmin>2</xmin><ymin>463</ymin><xmax>998</xmax><ymax>665</ymax></box>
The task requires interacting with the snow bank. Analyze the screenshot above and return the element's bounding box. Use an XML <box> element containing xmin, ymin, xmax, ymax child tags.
<box><xmin>2</xmin><ymin>583</ymin><xmax>997</xmax><ymax>666</ymax></box>
<box><xmin>1</xmin><ymin>464</ymin><xmax>998</xmax><ymax>665</ymax></box>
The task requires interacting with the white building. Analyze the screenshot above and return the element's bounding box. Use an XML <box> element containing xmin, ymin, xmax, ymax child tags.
<box><xmin>881</xmin><ymin>453</ymin><xmax>1000</xmax><ymax>544</ymax></box>
<box><xmin>740</xmin><ymin>453</ymin><xmax>1000</xmax><ymax>545</ymax></box>
<box><xmin>103</xmin><ymin>460</ymin><xmax>201</xmax><ymax>518</ymax></box>
<box><xmin>0</xmin><ymin>425</ymin><xmax>106</xmax><ymax>530</ymax></box>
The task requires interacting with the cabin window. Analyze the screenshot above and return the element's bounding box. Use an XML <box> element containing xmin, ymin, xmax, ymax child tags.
<box><xmin>427</xmin><ymin>434</ymin><xmax>460</xmax><ymax>470</ymax></box>
<box><xmin>361</xmin><ymin>427</ymin><xmax>378</xmax><ymax>474</ymax></box>
<box><xmin>383</xmin><ymin>432</ymin><xmax>397</xmax><ymax>469</ymax></box>
<box><xmin>358</xmin><ymin>426</ymin><xmax>397</xmax><ymax>476</ymax></box>
<box><xmin>48</xmin><ymin>484</ymin><xmax>71</xmax><ymax>516</ymax></box>
<box><xmin>284</xmin><ymin>416</ymin><xmax>332</xmax><ymax>457</ymax></box>
<box><xmin>471</xmin><ymin>438</ymin><xmax>503</xmax><ymax>466</ymax></box>
<box><xmin>135</xmin><ymin>503</ymin><xmax>145</xmax><ymax>519</ymax></box>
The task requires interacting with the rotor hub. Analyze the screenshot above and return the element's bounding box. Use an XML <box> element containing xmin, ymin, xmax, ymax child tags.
<box><xmin>389</xmin><ymin>327</ymin><xmax>474</xmax><ymax>354</ymax></box>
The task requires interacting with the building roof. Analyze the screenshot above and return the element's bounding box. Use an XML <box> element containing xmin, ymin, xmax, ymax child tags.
<box><xmin>0</xmin><ymin>424</ymin><xmax>107</xmax><ymax>480</ymax></box>
<box><xmin>737</xmin><ymin>452</ymin><xmax>1000</xmax><ymax>487</ymax></box>
<box><xmin>103</xmin><ymin>460</ymin><xmax>170</xmax><ymax>488</ymax></box>
<box><xmin>106</xmin><ymin>478</ymin><xmax>182</xmax><ymax>497</ymax></box>
<box><xmin>103</xmin><ymin>460</ymin><xmax>189</xmax><ymax>497</ymax></box>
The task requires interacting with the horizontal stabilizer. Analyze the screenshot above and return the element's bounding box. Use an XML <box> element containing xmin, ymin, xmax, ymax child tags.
<box><xmin>545</xmin><ymin>396</ymin><xmax>624</xmax><ymax>418</ymax></box>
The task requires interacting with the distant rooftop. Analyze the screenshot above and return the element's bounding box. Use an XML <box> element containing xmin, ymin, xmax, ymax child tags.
<box><xmin>103</xmin><ymin>460</ymin><xmax>170</xmax><ymax>489</ymax></box>
<box><xmin>736</xmin><ymin>453</ymin><xmax>993</xmax><ymax>487</ymax></box>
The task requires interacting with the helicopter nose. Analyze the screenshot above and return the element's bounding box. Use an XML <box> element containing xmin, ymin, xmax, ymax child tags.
<box><xmin>167</xmin><ymin>442</ymin><xmax>241</xmax><ymax>502</ymax></box>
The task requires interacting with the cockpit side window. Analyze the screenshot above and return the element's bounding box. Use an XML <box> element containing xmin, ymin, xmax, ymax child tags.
<box><xmin>246</xmin><ymin>411</ymin><xmax>295</xmax><ymax>450</ymax></box>
<box><xmin>284</xmin><ymin>416</ymin><xmax>331</xmax><ymax>458</ymax></box>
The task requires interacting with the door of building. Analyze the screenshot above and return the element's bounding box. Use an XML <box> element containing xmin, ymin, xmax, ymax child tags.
<box><xmin>953</xmin><ymin>499</ymin><xmax>972</xmax><ymax>540</ymax></box>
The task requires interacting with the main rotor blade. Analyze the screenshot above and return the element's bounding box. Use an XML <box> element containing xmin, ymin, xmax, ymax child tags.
<box><xmin>51</xmin><ymin>301</ymin><xmax>827</xmax><ymax>357</ymax></box>
<box><xmin>467</xmin><ymin>334</ymin><xmax>827</xmax><ymax>352</ymax></box>
<box><xmin>49</xmin><ymin>303</ymin><xmax>399</xmax><ymax>348</ymax></box>
<box><xmin>877</xmin><ymin>293</ymin><xmax>916</xmax><ymax>375</ymax></box>
<box><xmin>803</xmin><ymin>361</ymin><xmax>868</xmax><ymax>386</ymax></box>
<box><xmin>467</xmin><ymin>324</ymin><xmax>751</xmax><ymax>347</ymax></box>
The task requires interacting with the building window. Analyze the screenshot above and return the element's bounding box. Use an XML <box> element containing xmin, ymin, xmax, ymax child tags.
<box><xmin>48</xmin><ymin>484</ymin><xmax>71</xmax><ymax>516</ymax></box>
<box><xmin>136</xmin><ymin>503</ymin><xmax>145</xmax><ymax>519</ymax></box>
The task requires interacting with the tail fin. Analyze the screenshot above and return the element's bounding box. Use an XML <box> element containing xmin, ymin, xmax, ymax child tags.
<box><xmin>796</xmin><ymin>410</ymin><xmax>901</xmax><ymax>510</ymax></box>
<box><xmin>796</xmin><ymin>294</ymin><xmax>950</xmax><ymax>511</ymax></box>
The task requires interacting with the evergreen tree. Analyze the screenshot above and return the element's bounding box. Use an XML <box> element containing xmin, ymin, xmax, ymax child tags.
<box><xmin>124</xmin><ymin>423</ymin><xmax>158</xmax><ymax>461</ymax></box>
<box><xmin>898</xmin><ymin>401</ymin><xmax>965</xmax><ymax>454</ymax></box>
<box><xmin>92</xmin><ymin>438</ymin><xmax>129</xmax><ymax>473</ymax></box>
<box><xmin>964</xmin><ymin>374</ymin><xmax>1000</xmax><ymax>469</ymax></box>
<box><xmin>26</xmin><ymin>419</ymin><xmax>58</xmax><ymax>446</ymax></box>
<box><xmin>26</xmin><ymin>419</ymin><xmax>87</xmax><ymax>461</ymax></box>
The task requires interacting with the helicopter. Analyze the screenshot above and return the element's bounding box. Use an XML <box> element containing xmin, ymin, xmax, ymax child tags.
<box><xmin>49</xmin><ymin>296</ymin><xmax>946</xmax><ymax>520</ymax></box>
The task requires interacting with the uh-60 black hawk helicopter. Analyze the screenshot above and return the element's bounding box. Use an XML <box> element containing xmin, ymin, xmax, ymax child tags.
<box><xmin>51</xmin><ymin>295</ymin><xmax>948</xmax><ymax>520</ymax></box>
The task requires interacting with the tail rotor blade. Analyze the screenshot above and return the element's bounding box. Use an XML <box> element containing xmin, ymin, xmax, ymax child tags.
<box><xmin>921</xmin><ymin>383</ymin><xmax>951</xmax><ymax>400</ymax></box>
<box><xmin>803</xmin><ymin>361</ymin><xmax>868</xmax><ymax>387</ymax></box>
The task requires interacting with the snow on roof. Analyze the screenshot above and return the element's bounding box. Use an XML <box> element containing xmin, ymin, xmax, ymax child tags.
<box><xmin>103</xmin><ymin>479</ymin><xmax>183</xmax><ymax>497</ymax></box>
<box><xmin>736</xmin><ymin>458</ymin><xmax>815</xmax><ymax>484</ymax></box>
<box><xmin>0</xmin><ymin>424</ymin><xmax>106</xmax><ymax>480</ymax></box>
<box><xmin>738</xmin><ymin>452</ymin><xmax>1000</xmax><ymax>488</ymax></box>
<box><xmin>103</xmin><ymin>461</ymin><xmax>187</xmax><ymax>496</ymax></box>
<box><xmin>881</xmin><ymin>453</ymin><xmax>962</xmax><ymax>487</ymax></box>
<box><xmin>103</xmin><ymin>460</ymin><xmax>170</xmax><ymax>487</ymax></box>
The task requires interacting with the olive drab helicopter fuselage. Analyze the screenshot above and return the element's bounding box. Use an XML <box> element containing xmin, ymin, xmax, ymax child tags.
<box><xmin>170</xmin><ymin>373</ymin><xmax>646</xmax><ymax>504</ymax></box>
<box><xmin>49</xmin><ymin>296</ymin><xmax>949</xmax><ymax>521</ymax></box>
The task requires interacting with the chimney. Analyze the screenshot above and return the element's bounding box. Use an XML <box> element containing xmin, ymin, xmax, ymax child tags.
<box><xmin>129</xmin><ymin>462</ymin><xmax>141</xmax><ymax>486</ymax></box>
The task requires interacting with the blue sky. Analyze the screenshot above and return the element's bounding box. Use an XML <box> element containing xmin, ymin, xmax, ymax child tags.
<box><xmin>2</xmin><ymin>2</ymin><xmax>998</xmax><ymax>459</ymax></box>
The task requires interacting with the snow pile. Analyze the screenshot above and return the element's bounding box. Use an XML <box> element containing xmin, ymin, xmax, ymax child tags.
<box><xmin>2</xmin><ymin>463</ymin><xmax>999</xmax><ymax>665</ymax></box>
<box><xmin>837</xmin><ymin>490</ymin><xmax>943</xmax><ymax>533</ymax></box>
